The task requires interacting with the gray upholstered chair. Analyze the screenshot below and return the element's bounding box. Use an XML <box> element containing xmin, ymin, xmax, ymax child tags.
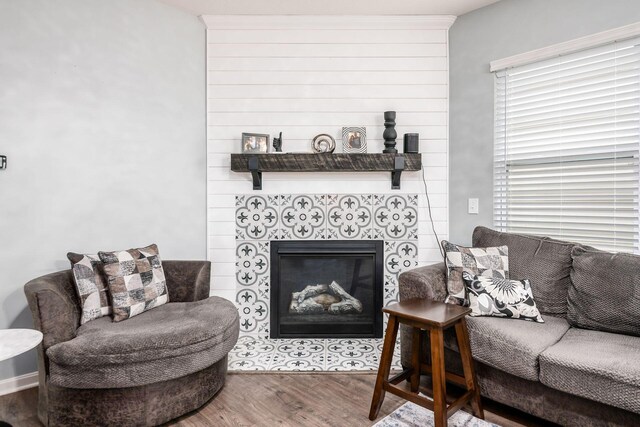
<box><xmin>24</xmin><ymin>260</ymin><xmax>239</xmax><ymax>426</ymax></box>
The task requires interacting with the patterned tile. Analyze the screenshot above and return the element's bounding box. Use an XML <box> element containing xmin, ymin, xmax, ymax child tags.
<box><xmin>276</xmin><ymin>339</ymin><xmax>325</xmax><ymax>358</ymax></box>
<box><xmin>325</xmin><ymin>338</ymin><xmax>378</xmax><ymax>371</ymax></box>
<box><xmin>257</xmin><ymin>319</ymin><xmax>270</xmax><ymax>338</ymax></box>
<box><xmin>236</xmin><ymin>242</ymin><xmax>269</xmax><ymax>287</ymax></box>
<box><xmin>235</xmin><ymin>288</ymin><xmax>268</xmax><ymax>335</ymax></box>
<box><xmin>270</xmin><ymin>339</ymin><xmax>325</xmax><ymax>371</ymax></box>
<box><xmin>228</xmin><ymin>337</ymin><xmax>275</xmax><ymax>371</ymax></box>
<box><xmin>227</xmin><ymin>359</ymin><xmax>268</xmax><ymax>371</ymax></box>
<box><xmin>280</xmin><ymin>195</ymin><xmax>326</xmax><ymax>239</ymax></box>
<box><xmin>232</xmin><ymin>335</ymin><xmax>266</xmax><ymax>351</ymax></box>
<box><xmin>227</xmin><ymin>337</ymin><xmax>402</xmax><ymax>372</ymax></box>
<box><xmin>385</xmin><ymin>241</ymin><xmax>419</xmax><ymax>276</ymax></box>
<box><xmin>233</xmin><ymin>193</ymin><xmax>420</xmax><ymax>369</ymax></box>
<box><xmin>270</xmin><ymin>358</ymin><xmax>325</xmax><ymax>372</ymax></box>
<box><xmin>384</xmin><ymin>241</ymin><xmax>419</xmax><ymax>306</ymax></box>
<box><xmin>384</xmin><ymin>275</ymin><xmax>400</xmax><ymax>307</ymax></box>
<box><xmin>326</xmin><ymin>194</ymin><xmax>373</xmax><ymax>240</ymax></box>
<box><xmin>236</xmin><ymin>195</ymin><xmax>279</xmax><ymax>240</ymax></box>
<box><xmin>372</xmin><ymin>194</ymin><xmax>419</xmax><ymax>240</ymax></box>
<box><xmin>235</xmin><ymin>241</ymin><xmax>270</xmax><ymax>337</ymax></box>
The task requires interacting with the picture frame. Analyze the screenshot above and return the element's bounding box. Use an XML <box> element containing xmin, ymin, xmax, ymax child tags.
<box><xmin>342</xmin><ymin>127</ymin><xmax>367</xmax><ymax>153</ymax></box>
<box><xmin>241</xmin><ymin>133</ymin><xmax>270</xmax><ymax>154</ymax></box>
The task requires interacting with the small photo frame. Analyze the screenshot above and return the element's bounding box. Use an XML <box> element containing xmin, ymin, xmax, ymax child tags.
<box><xmin>342</xmin><ymin>127</ymin><xmax>367</xmax><ymax>153</ymax></box>
<box><xmin>242</xmin><ymin>133</ymin><xmax>270</xmax><ymax>154</ymax></box>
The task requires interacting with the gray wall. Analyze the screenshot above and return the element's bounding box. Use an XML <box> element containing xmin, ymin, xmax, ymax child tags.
<box><xmin>449</xmin><ymin>0</ymin><xmax>640</xmax><ymax>245</ymax></box>
<box><xmin>0</xmin><ymin>0</ymin><xmax>205</xmax><ymax>382</ymax></box>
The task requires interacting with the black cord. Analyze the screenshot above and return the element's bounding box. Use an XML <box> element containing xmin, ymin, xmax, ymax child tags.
<box><xmin>422</xmin><ymin>164</ymin><xmax>445</xmax><ymax>259</ymax></box>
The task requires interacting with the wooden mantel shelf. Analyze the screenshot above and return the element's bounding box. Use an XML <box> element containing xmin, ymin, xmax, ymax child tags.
<box><xmin>230</xmin><ymin>153</ymin><xmax>422</xmax><ymax>190</ymax></box>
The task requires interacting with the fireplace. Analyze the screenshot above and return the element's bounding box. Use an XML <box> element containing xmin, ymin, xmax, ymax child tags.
<box><xmin>270</xmin><ymin>240</ymin><xmax>384</xmax><ymax>339</ymax></box>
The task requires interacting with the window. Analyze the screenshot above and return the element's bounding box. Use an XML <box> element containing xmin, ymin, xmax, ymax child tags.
<box><xmin>494</xmin><ymin>37</ymin><xmax>640</xmax><ymax>253</ymax></box>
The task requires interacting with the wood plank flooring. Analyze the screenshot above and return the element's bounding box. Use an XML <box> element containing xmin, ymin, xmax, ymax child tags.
<box><xmin>0</xmin><ymin>373</ymin><xmax>546</xmax><ymax>426</ymax></box>
<box><xmin>170</xmin><ymin>373</ymin><xmax>405</xmax><ymax>426</ymax></box>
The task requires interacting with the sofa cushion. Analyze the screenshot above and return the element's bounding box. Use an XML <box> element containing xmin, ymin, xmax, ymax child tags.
<box><xmin>67</xmin><ymin>253</ymin><xmax>111</xmax><ymax>325</ymax></box>
<box><xmin>47</xmin><ymin>296</ymin><xmax>239</xmax><ymax>388</ymax></box>
<box><xmin>98</xmin><ymin>244</ymin><xmax>169</xmax><ymax>321</ymax></box>
<box><xmin>450</xmin><ymin>315</ymin><xmax>570</xmax><ymax>381</ymax></box>
<box><xmin>472</xmin><ymin>226</ymin><xmax>575</xmax><ymax>317</ymax></box>
<box><xmin>568</xmin><ymin>246</ymin><xmax>640</xmax><ymax>337</ymax></box>
<box><xmin>540</xmin><ymin>328</ymin><xmax>640</xmax><ymax>414</ymax></box>
<box><xmin>441</xmin><ymin>240</ymin><xmax>509</xmax><ymax>306</ymax></box>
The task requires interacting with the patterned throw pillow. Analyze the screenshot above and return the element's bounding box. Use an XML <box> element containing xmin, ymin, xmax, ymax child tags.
<box><xmin>463</xmin><ymin>272</ymin><xmax>544</xmax><ymax>323</ymax></box>
<box><xmin>98</xmin><ymin>244</ymin><xmax>169</xmax><ymax>322</ymax></box>
<box><xmin>67</xmin><ymin>253</ymin><xmax>111</xmax><ymax>324</ymax></box>
<box><xmin>441</xmin><ymin>241</ymin><xmax>509</xmax><ymax>306</ymax></box>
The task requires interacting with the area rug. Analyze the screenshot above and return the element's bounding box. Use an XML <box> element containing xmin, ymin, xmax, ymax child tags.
<box><xmin>374</xmin><ymin>400</ymin><xmax>500</xmax><ymax>427</ymax></box>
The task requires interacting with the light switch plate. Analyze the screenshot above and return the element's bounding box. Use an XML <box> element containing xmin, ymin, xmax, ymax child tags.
<box><xmin>468</xmin><ymin>198</ymin><xmax>479</xmax><ymax>214</ymax></box>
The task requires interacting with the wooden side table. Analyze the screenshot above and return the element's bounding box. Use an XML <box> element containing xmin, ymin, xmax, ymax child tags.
<box><xmin>368</xmin><ymin>299</ymin><xmax>484</xmax><ymax>427</ymax></box>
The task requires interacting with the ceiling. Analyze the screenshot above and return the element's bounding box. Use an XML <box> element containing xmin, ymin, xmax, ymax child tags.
<box><xmin>158</xmin><ymin>0</ymin><xmax>500</xmax><ymax>16</ymax></box>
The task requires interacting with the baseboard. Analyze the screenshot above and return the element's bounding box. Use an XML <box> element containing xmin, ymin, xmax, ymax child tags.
<box><xmin>0</xmin><ymin>371</ymin><xmax>38</xmax><ymax>396</ymax></box>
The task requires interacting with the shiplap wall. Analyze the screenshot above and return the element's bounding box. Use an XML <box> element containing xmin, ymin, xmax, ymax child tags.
<box><xmin>203</xmin><ymin>16</ymin><xmax>454</xmax><ymax>301</ymax></box>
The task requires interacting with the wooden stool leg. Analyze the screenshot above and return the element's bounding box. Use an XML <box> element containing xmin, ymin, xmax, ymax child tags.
<box><xmin>410</xmin><ymin>328</ymin><xmax>422</xmax><ymax>392</ymax></box>
<box><xmin>369</xmin><ymin>314</ymin><xmax>399</xmax><ymax>420</ymax></box>
<box><xmin>455</xmin><ymin>319</ymin><xmax>484</xmax><ymax>419</ymax></box>
<box><xmin>430</xmin><ymin>328</ymin><xmax>447</xmax><ymax>427</ymax></box>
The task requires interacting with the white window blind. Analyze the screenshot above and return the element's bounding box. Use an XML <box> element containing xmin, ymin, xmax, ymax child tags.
<box><xmin>494</xmin><ymin>37</ymin><xmax>640</xmax><ymax>253</ymax></box>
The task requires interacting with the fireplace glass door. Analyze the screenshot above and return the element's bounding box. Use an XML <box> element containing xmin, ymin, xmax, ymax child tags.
<box><xmin>270</xmin><ymin>240</ymin><xmax>383</xmax><ymax>338</ymax></box>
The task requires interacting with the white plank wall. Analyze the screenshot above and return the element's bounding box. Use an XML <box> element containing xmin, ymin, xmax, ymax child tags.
<box><xmin>203</xmin><ymin>16</ymin><xmax>455</xmax><ymax>301</ymax></box>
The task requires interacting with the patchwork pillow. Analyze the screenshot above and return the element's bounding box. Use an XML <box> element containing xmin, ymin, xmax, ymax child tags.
<box><xmin>67</xmin><ymin>253</ymin><xmax>111</xmax><ymax>324</ymax></box>
<box><xmin>441</xmin><ymin>240</ymin><xmax>509</xmax><ymax>306</ymax></box>
<box><xmin>98</xmin><ymin>244</ymin><xmax>169</xmax><ymax>322</ymax></box>
<box><xmin>463</xmin><ymin>272</ymin><xmax>544</xmax><ymax>323</ymax></box>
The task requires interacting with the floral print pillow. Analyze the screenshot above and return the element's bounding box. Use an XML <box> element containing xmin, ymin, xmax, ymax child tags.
<box><xmin>462</xmin><ymin>272</ymin><xmax>544</xmax><ymax>323</ymax></box>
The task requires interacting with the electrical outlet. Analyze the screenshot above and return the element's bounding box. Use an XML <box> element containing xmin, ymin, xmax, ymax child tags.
<box><xmin>468</xmin><ymin>198</ymin><xmax>479</xmax><ymax>214</ymax></box>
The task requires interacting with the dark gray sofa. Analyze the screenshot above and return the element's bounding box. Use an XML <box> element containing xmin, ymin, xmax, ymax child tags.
<box><xmin>399</xmin><ymin>227</ymin><xmax>640</xmax><ymax>426</ymax></box>
<box><xmin>24</xmin><ymin>260</ymin><xmax>239</xmax><ymax>426</ymax></box>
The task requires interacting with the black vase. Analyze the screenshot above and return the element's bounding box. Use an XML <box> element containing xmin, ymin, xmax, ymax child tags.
<box><xmin>383</xmin><ymin>111</ymin><xmax>397</xmax><ymax>154</ymax></box>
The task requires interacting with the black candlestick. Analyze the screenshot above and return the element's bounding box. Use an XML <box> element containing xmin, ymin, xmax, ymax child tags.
<box><xmin>383</xmin><ymin>111</ymin><xmax>397</xmax><ymax>154</ymax></box>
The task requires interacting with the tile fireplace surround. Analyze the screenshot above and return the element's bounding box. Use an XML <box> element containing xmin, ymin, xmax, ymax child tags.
<box><xmin>229</xmin><ymin>193</ymin><xmax>418</xmax><ymax>371</ymax></box>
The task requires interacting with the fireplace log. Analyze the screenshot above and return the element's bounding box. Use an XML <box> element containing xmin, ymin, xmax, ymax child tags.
<box><xmin>289</xmin><ymin>297</ymin><xmax>325</xmax><ymax>314</ymax></box>
<box><xmin>294</xmin><ymin>284</ymin><xmax>329</xmax><ymax>304</ymax></box>
<box><xmin>289</xmin><ymin>281</ymin><xmax>363</xmax><ymax>314</ymax></box>
<box><xmin>328</xmin><ymin>281</ymin><xmax>364</xmax><ymax>314</ymax></box>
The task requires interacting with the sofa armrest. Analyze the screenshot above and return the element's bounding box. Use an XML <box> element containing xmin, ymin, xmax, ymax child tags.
<box><xmin>163</xmin><ymin>260</ymin><xmax>211</xmax><ymax>302</ymax></box>
<box><xmin>24</xmin><ymin>270</ymin><xmax>80</xmax><ymax>352</ymax></box>
<box><xmin>399</xmin><ymin>262</ymin><xmax>447</xmax><ymax>302</ymax></box>
<box><xmin>398</xmin><ymin>262</ymin><xmax>447</xmax><ymax>368</ymax></box>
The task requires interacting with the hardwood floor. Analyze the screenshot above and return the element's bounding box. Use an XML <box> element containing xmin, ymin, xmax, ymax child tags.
<box><xmin>169</xmin><ymin>373</ymin><xmax>404</xmax><ymax>426</ymax></box>
<box><xmin>0</xmin><ymin>385</ymin><xmax>39</xmax><ymax>427</ymax></box>
<box><xmin>0</xmin><ymin>373</ymin><xmax>547</xmax><ymax>426</ymax></box>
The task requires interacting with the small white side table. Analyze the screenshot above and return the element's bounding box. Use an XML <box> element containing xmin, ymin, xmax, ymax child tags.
<box><xmin>0</xmin><ymin>329</ymin><xmax>43</xmax><ymax>427</ymax></box>
<box><xmin>0</xmin><ymin>329</ymin><xmax>43</xmax><ymax>362</ymax></box>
